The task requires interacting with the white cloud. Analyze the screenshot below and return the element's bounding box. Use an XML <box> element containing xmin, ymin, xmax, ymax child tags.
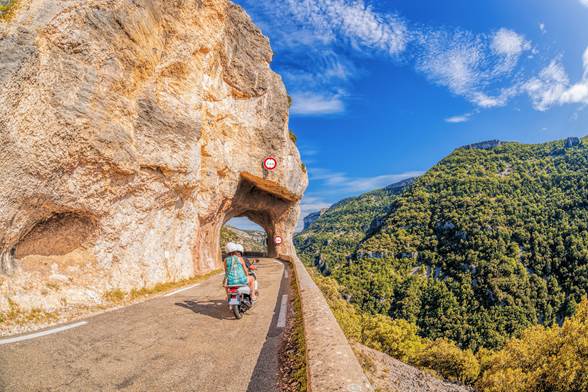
<box><xmin>491</xmin><ymin>28</ymin><xmax>532</xmax><ymax>73</ymax></box>
<box><xmin>284</xmin><ymin>0</ymin><xmax>408</xmax><ymax>55</ymax></box>
<box><xmin>581</xmin><ymin>0</ymin><xmax>588</xmax><ymax>7</ymax></box>
<box><xmin>491</xmin><ymin>28</ymin><xmax>530</xmax><ymax>57</ymax></box>
<box><xmin>341</xmin><ymin>172</ymin><xmax>422</xmax><ymax>192</ymax></box>
<box><xmin>417</xmin><ymin>30</ymin><xmax>483</xmax><ymax>96</ymax></box>
<box><xmin>539</xmin><ymin>23</ymin><xmax>546</xmax><ymax>34</ymax></box>
<box><xmin>290</xmin><ymin>93</ymin><xmax>345</xmax><ymax>115</ymax></box>
<box><xmin>525</xmin><ymin>60</ymin><xmax>569</xmax><ymax>111</ymax></box>
<box><xmin>525</xmin><ymin>48</ymin><xmax>588</xmax><ymax>110</ymax></box>
<box><xmin>416</xmin><ymin>28</ymin><xmax>530</xmax><ymax>108</ymax></box>
<box><xmin>297</xmin><ymin>169</ymin><xmax>423</xmax><ymax>231</ymax></box>
<box><xmin>445</xmin><ymin>114</ymin><xmax>470</xmax><ymax>123</ymax></box>
<box><xmin>471</xmin><ymin>86</ymin><xmax>520</xmax><ymax>108</ymax></box>
<box><xmin>309</xmin><ymin>168</ymin><xmax>422</xmax><ymax>194</ymax></box>
<box><xmin>243</xmin><ymin>1</ymin><xmax>588</xmax><ymax>113</ymax></box>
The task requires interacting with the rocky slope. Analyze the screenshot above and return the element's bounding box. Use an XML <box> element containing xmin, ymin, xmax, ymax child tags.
<box><xmin>354</xmin><ymin>344</ymin><xmax>472</xmax><ymax>392</ymax></box>
<box><xmin>0</xmin><ymin>0</ymin><xmax>307</xmax><ymax>315</ymax></box>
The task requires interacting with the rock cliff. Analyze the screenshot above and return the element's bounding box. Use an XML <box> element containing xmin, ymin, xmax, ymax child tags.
<box><xmin>0</xmin><ymin>0</ymin><xmax>307</xmax><ymax>313</ymax></box>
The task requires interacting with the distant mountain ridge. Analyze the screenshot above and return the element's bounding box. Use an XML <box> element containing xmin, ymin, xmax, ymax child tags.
<box><xmin>296</xmin><ymin>136</ymin><xmax>588</xmax><ymax>351</ymax></box>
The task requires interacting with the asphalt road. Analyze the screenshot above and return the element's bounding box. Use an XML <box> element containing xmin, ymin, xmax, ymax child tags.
<box><xmin>0</xmin><ymin>258</ymin><xmax>289</xmax><ymax>392</ymax></box>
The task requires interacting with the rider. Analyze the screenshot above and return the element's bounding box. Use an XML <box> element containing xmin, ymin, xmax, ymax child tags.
<box><xmin>223</xmin><ymin>242</ymin><xmax>257</xmax><ymax>301</ymax></box>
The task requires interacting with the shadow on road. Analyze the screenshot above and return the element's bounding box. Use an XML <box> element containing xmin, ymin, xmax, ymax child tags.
<box><xmin>175</xmin><ymin>300</ymin><xmax>231</xmax><ymax>320</ymax></box>
<box><xmin>246</xmin><ymin>263</ymin><xmax>288</xmax><ymax>392</ymax></box>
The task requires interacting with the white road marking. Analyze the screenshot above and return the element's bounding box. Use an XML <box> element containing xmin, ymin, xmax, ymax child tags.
<box><xmin>277</xmin><ymin>294</ymin><xmax>288</xmax><ymax>328</ymax></box>
<box><xmin>163</xmin><ymin>283</ymin><xmax>201</xmax><ymax>297</ymax></box>
<box><xmin>284</xmin><ymin>270</ymin><xmax>289</xmax><ymax>279</ymax></box>
<box><xmin>0</xmin><ymin>321</ymin><xmax>88</xmax><ymax>346</ymax></box>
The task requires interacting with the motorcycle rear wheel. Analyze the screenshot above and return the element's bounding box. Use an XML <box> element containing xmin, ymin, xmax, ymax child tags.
<box><xmin>231</xmin><ymin>304</ymin><xmax>242</xmax><ymax>319</ymax></box>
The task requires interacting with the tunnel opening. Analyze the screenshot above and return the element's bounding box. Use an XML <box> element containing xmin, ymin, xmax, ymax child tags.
<box><xmin>221</xmin><ymin>217</ymin><xmax>268</xmax><ymax>258</ymax></box>
<box><xmin>217</xmin><ymin>174</ymin><xmax>297</xmax><ymax>262</ymax></box>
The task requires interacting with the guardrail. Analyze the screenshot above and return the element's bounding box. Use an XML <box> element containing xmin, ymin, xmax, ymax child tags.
<box><xmin>279</xmin><ymin>254</ymin><xmax>373</xmax><ymax>392</ymax></box>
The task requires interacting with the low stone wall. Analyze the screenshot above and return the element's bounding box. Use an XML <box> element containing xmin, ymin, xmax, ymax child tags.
<box><xmin>279</xmin><ymin>254</ymin><xmax>373</xmax><ymax>392</ymax></box>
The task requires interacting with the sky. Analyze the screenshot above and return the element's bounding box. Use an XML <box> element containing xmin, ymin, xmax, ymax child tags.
<box><xmin>228</xmin><ymin>0</ymin><xmax>588</xmax><ymax>232</ymax></box>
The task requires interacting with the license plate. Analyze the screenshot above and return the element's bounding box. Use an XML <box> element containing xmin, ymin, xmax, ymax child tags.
<box><xmin>229</xmin><ymin>298</ymin><xmax>240</xmax><ymax>305</ymax></box>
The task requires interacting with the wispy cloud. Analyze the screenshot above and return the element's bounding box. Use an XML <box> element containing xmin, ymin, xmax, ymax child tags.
<box><xmin>581</xmin><ymin>0</ymin><xmax>588</xmax><ymax>8</ymax></box>
<box><xmin>290</xmin><ymin>93</ymin><xmax>345</xmax><ymax>115</ymax></box>
<box><xmin>525</xmin><ymin>48</ymin><xmax>588</xmax><ymax>110</ymax></box>
<box><xmin>280</xmin><ymin>0</ymin><xmax>408</xmax><ymax>55</ymax></box>
<box><xmin>295</xmin><ymin>168</ymin><xmax>423</xmax><ymax>230</ymax></box>
<box><xmin>239</xmin><ymin>0</ymin><xmax>585</xmax><ymax>116</ymax></box>
<box><xmin>415</xmin><ymin>28</ymin><xmax>530</xmax><ymax>108</ymax></box>
<box><xmin>309</xmin><ymin>168</ymin><xmax>422</xmax><ymax>195</ymax></box>
<box><xmin>445</xmin><ymin>114</ymin><xmax>470</xmax><ymax>123</ymax></box>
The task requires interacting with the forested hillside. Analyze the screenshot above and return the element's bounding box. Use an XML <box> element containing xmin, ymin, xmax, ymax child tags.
<box><xmin>296</xmin><ymin>137</ymin><xmax>588</xmax><ymax>352</ymax></box>
<box><xmin>296</xmin><ymin>178</ymin><xmax>414</xmax><ymax>275</ymax></box>
<box><xmin>221</xmin><ymin>225</ymin><xmax>267</xmax><ymax>253</ymax></box>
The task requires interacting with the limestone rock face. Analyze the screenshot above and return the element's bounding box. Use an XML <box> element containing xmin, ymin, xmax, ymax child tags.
<box><xmin>0</xmin><ymin>0</ymin><xmax>307</xmax><ymax>313</ymax></box>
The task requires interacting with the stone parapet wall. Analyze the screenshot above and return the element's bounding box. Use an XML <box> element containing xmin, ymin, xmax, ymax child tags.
<box><xmin>280</xmin><ymin>254</ymin><xmax>373</xmax><ymax>392</ymax></box>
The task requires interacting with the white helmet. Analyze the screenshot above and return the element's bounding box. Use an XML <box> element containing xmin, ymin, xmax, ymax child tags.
<box><xmin>225</xmin><ymin>242</ymin><xmax>244</xmax><ymax>254</ymax></box>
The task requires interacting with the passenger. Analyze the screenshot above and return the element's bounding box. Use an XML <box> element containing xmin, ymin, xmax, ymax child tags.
<box><xmin>223</xmin><ymin>242</ymin><xmax>257</xmax><ymax>301</ymax></box>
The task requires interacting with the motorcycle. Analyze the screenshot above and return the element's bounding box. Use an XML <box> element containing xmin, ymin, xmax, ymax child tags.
<box><xmin>227</xmin><ymin>285</ymin><xmax>253</xmax><ymax>319</ymax></box>
<box><xmin>226</xmin><ymin>262</ymin><xmax>260</xmax><ymax>319</ymax></box>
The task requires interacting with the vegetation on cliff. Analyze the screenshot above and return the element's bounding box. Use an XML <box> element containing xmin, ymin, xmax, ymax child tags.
<box><xmin>309</xmin><ymin>268</ymin><xmax>588</xmax><ymax>391</ymax></box>
<box><xmin>0</xmin><ymin>0</ymin><xmax>18</xmax><ymax>21</ymax></box>
<box><xmin>296</xmin><ymin>136</ymin><xmax>588</xmax><ymax>389</ymax></box>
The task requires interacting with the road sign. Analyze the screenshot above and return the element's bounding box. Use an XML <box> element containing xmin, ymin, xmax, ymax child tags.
<box><xmin>274</xmin><ymin>236</ymin><xmax>283</xmax><ymax>245</ymax></box>
<box><xmin>263</xmin><ymin>157</ymin><xmax>277</xmax><ymax>171</ymax></box>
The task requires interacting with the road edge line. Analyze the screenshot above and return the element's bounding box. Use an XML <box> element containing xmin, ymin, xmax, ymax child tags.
<box><xmin>0</xmin><ymin>321</ymin><xmax>88</xmax><ymax>346</ymax></box>
<box><xmin>163</xmin><ymin>283</ymin><xmax>201</xmax><ymax>297</ymax></box>
<box><xmin>277</xmin><ymin>294</ymin><xmax>288</xmax><ymax>328</ymax></box>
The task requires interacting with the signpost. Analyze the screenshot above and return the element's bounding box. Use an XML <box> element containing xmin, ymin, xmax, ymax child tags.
<box><xmin>263</xmin><ymin>157</ymin><xmax>277</xmax><ymax>171</ymax></box>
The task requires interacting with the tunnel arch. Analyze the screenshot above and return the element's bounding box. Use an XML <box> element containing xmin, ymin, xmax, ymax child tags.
<box><xmin>221</xmin><ymin>175</ymin><xmax>296</xmax><ymax>258</ymax></box>
<box><xmin>221</xmin><ymin>217</ymin><xmax>268</xmax><ymax>257</ymax></box>
<box><xmin>196</xmin><ymin>172</ymin><xmax>301</xmax><ymax>274</ymax></box>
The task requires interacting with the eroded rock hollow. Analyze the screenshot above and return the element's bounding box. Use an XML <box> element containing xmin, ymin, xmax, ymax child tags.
<box><xmin>0</xmin><ymin>0</ymin><xmax>307</xmax><ymax>312</ymax></box>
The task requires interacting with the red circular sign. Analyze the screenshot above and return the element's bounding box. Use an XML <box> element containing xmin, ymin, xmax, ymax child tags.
<box><xmin>274</xmin><ymin>236</ymin><xmax>283</xmax><ymax>245</ymax></box>
<box><xmin>263</xmin><ymin>157</ymin><xmax>277</xmax><ymax>171</ymax></box>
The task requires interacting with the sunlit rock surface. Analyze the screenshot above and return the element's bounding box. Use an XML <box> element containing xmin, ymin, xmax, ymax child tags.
<box><xmin>0</xmin><ymin>0</ymin><xmax>307</xmax><ymax>313</ymax></box>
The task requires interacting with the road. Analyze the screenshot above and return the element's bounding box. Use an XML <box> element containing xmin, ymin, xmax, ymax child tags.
<box><xmin>0</xmin><ymin>258</ymin><xmax>289</xmax><ymax>392</ymax></box>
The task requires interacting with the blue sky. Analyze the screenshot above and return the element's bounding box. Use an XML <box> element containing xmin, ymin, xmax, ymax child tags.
<box><xmin>229</xmin><ymin>0</ymin><xmax>588</xmax><ymax>231</ymax></box>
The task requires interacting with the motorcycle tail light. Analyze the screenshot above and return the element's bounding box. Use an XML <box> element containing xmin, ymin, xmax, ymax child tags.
<box><xmin>228</xmin><ymin>287</ymin><xmax>238</xmax><ymax>293</ymax></box>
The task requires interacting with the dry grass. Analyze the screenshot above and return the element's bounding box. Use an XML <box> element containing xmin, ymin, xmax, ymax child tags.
<box><xmin>1</xmin><ymin>299</ymin><xmax>59</xmax><ymax>326</ymax></box>
<box><xmin>130</xmin><ymin>270</ymin><xmax>221</xmax><ymax>300</ymax></box>
<box><xmin>104</xmin><ymin>269</ymin><xmax>222</xmax><ymax>304</ymax></box>
<box><xmin>1</xmin><ymin>270</ymin><xmax>222</xmax><ymax>332</ymax></box>
<box><xmin>103</xmin><ymin>289</ymin><xmax>126</xmax><ymax>304</ymax></box>
<box><xmin>0</xmin><ymin>0</ymin><xmax>19</xmax><ymax>22</ymax></box>
<box><xmin>278</xmin><ymin>266</ymin><xmax>308</xmax><ymax>392</ymax></box>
